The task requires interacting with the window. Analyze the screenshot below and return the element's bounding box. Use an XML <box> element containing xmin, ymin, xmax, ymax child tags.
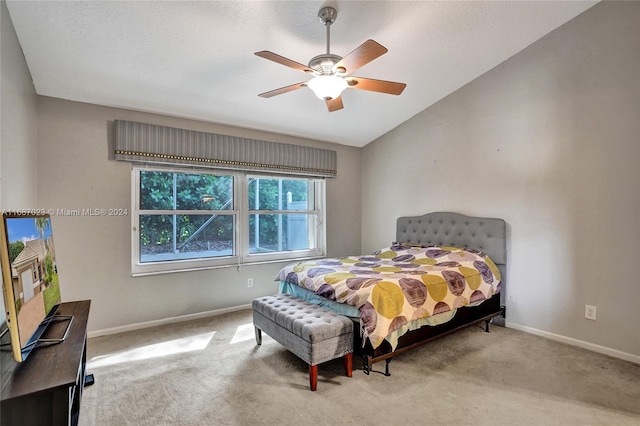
<box><xmin>132</xmin><ymin>167</ymin><xmax>325</xmax><ymax>275</ymax></box>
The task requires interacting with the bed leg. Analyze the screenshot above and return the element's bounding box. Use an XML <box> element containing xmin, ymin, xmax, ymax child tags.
<box><xmin>484</xmin><ymin>319</ymin><xmax>490</xmax><ymax>333</ymax></box>
<box><xmin>384</xmin><ymin>358</ymin><xmax>393</xmax><ymax>377</ymax></box>
<box><xmin>362</xmin><ymin>355</ymin><xmax>370</xmax><ymax>375</ymax></box>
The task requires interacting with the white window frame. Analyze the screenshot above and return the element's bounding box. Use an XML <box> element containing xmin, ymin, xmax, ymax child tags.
<box><xmin>131</xmin><ymin>166</ymin><xmax>326</xmax><ymax>276</ymax></box>
<box><xmin>242</xmin><ymin>173</ymin><xmax>325</xmax><ymax>264</ymax></box>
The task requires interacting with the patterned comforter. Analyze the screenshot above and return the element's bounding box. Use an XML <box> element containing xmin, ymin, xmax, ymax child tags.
<box><xmin>277</xmin><ymin>243</ymin><xmax>502</xmax><ymax>350</ymax></box>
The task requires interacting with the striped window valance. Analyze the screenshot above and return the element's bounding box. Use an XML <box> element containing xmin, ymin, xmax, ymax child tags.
<box><xmin>114</xmin><ymin>120</ymin><xmax>337</xmax><ymax>178</ymax></box>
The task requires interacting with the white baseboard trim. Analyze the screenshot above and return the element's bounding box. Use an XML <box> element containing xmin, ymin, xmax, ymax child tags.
<box><xmin>506</xmin><ymin>322</ymin><xmax>640</xmax><ymax>365</ymax></box>
<box><xmin>88</xmin><ymin>303</ymin><xmax>252</xmax><ymax>339</ymax></box>
<box><xmin>88</xmin><ymin>309</ymin><xmax>640</xmax><ymax>365</ymax></box>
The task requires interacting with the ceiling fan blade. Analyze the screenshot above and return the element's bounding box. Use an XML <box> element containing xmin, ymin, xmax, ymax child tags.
<box><xmin>258</xmin><ymin>82</ymin><xmax>307</xmax><ymax>98</ymax></box>
<box><xmin>346</xmin><ymin>77</ymin><xmax>406</xmax><ymax>95</ymax></box>
<box><xmin>326</xmin><ymin>96</ymin><xmax>344</xmax><ymax>112</ymax></box>
<box><xmin>333</xmin><ymin>40</ymin><xmax>388</xmax><ymax>75</ymax></box>
<box><xmin>255</xmin><ymin>51</ymin><xmax>315</xmax><ymax>74</ymax></box>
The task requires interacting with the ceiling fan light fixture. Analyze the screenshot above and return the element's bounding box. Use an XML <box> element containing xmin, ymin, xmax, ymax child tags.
<box><xmin>307</xmin><ymin>75</ymin><xmax>348</xmax><ymax>101</ymax></box>
<box><xmin>255</xmin><ymin>7</ymin><xmax>405</xmax><ymax>111</ymax></box>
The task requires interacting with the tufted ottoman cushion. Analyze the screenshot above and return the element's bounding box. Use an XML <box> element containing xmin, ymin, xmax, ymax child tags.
<box><xmin>252</xmin><ymin>293</ymin><xmax>354</xmax><ymax>391</ymax></box>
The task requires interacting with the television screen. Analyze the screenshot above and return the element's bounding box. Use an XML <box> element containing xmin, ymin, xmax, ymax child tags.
<box><xmin>0</xmin><ymin>214</ymin><xmax>62</xmax><ymax>362</ymax></box>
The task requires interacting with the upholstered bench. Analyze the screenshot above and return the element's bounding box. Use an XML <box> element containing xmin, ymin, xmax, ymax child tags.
<box><xmin>252</xmin><ymin>294</ymin><xmax>354</xmax><ymax>391</ymax></box>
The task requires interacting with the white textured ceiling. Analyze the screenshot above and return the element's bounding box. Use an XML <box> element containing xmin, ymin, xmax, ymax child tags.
<box><xmin>6</xmin><ymin>1</ymin><xmax>597</xmax><ymax>147</ymax></box>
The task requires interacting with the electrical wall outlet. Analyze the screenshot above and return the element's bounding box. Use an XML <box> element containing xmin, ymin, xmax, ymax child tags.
<box><xmin>247</xmin><ymin>278</ymin><xmax>254</xmax><ymax>288</ymax></box>
<box><xmin>585</xmin><ymin>304</ymin><xmax>596</xmax><ymax>320</ymax></box>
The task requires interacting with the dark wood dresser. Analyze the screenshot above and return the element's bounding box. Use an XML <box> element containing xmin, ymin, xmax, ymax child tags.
<box><xmin>1</xmin><ymin>300</ymin><xmax>92</xmax><ymax>426</ymax></box>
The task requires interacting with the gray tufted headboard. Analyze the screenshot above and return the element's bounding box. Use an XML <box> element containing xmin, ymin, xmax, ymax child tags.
<box><xmin>396</xmin><ymin>212</ymin><xmax>507</xmax><ymax>326</ymax></box>
<box><xmin>396</xmin><ymin>212</ymin><xmax>507</xmax><ymax>267</ymax></box>
<box><xmin>397</xmin><ymin>212</ymin><xmax>507</xmax><ymax>326</ymax></box>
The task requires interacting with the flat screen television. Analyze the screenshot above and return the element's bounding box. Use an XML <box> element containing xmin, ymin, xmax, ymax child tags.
<box><xmin>0</xmin><ymin>213</ymin><xmax>70</xmax><ymax>362</ymax></box>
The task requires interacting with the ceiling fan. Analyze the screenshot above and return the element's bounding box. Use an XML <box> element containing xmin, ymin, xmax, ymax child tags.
<box><xmin>255</xmin><ymin>6</ymin><xmax>406</xmax><ymax>112</ymax></box>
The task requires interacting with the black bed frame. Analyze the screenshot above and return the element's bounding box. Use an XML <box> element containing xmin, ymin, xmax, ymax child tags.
<box><xmin>356</xmin><ymin>294</ymin><xmax>504</xmax><ymax>375</ymax></box>
<box><xmin>356</xmin><ymin>212</ymin><xmax>507</xmax><ymax>376</ymax></box>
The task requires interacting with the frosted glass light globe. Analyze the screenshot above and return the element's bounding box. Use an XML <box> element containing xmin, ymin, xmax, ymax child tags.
<box><xmin>307</xmin><ymin>75</ymin><xmax>348</xmax><ymax>100</ymax></box>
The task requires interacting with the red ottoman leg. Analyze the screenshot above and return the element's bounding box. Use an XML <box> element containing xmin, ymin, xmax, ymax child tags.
<box><xmin>309</xmin><ymin>364</ymin><xmax>318</xmax><ymax>391</ymax></box>
<box><xmin>343</xmin><ymin>353</ymin><xmax>353</xmax><ymax>377</ymax></box>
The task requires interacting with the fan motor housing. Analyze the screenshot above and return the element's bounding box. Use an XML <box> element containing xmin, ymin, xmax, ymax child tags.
<box><xmin>308</xmin><ymin>54</ymin><xmax>343</xmax><ymax>75</ymax></box>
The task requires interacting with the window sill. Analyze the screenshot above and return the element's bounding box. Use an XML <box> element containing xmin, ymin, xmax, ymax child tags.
<box><xmin>130</xmin><ymin>254</ymin><xmax>326</xmax><ymax>277</ymax></box>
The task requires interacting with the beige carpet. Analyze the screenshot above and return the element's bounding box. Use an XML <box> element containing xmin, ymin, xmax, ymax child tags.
<box><xmin>79</xmin><ymin>309</ymin><xmax>640</xmax><ymax>426</ymax></box>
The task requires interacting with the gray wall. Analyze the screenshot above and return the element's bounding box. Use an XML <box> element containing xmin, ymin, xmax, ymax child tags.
<box><xmin>0</xmin><ymin>0</ymin><xmax>39</xmax><ymax>327</ymax></box>
<box><xmin>1</xmin><ymin>0</ymin><xmax>38</xmax><ymax>209</ymax></box>
<box><xmin>361</xmin><ymin>2</ymin><xmax>639</xmax><ymax>357</ymax></box>
<box><xmin>36</xmin><ymin>97</ymin><xmax>361</xmax><ymax>333</ymax></box>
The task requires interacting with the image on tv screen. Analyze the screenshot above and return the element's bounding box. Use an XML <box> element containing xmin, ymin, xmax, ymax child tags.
<box><xmin>1</xmin><ymin>214</ymin><xmax>61</xmax><ymax>361</ymax></box>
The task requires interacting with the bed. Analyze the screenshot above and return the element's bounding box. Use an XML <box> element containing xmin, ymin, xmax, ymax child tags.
<box><xmin>277</xmin><ymin>212</ymin><xmax>507</xmax><ymax>375</ymax></box>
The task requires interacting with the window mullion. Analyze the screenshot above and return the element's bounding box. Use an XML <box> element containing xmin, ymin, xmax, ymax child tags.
<box><xmin>247</xmin><ymin>209</ymin><xmax>318</xmax><ymax>215</ymax></box>
<box><xmin>237</xmin><ymin>174</ymin><xmax>247</xmax><ymax>261</ymax></box>
<box><xmin>138</xmin><ymin>209</ymin><xmax>233</xmax><ymax>215</ymax></box>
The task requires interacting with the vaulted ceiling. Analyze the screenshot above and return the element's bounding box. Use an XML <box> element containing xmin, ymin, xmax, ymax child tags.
<box><xmin>6</xmin><ymin>1</ymin><xmax>597</xmax><ymax>147</ymax></box>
